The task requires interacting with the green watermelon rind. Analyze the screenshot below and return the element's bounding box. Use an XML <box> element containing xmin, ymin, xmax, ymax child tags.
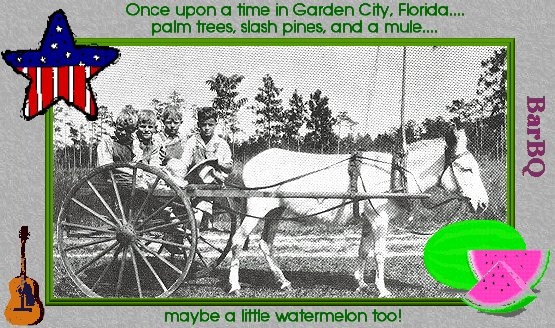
<box><xmin>531</xmin><ymin>249</ymin><xmax>550</xmax><ymax>289</ymax></box>
<box><xmin>469</xmin><ymin>249</ymin><xmax>551</xmax><ymax>289</ymax></box>
<box><xmin>462</xmin><ymin>294</ymin><xmax>537</xmax><ymax>313</ymax></box>
<box><xmin>424</xmin><ymin>220</ymin><xmax>526</xmax><ymax>290</ymax></box>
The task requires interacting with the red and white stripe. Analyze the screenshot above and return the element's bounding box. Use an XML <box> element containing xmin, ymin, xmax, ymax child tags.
<box><xmin>16</xmin><ymin>66</ymin><xmax>101</xmax><ymax>118</ymax></box>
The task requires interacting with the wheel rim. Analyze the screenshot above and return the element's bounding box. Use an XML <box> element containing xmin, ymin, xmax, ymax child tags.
<box><xmin>56</xmin><ymin>162</ymin><xmax>196</xmax><ymax>298</ymax></box>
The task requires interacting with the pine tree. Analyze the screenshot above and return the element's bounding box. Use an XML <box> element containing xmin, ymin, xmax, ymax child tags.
<box><xmin>305</xmin><ymin>89</ymin><xmax>337</xmax><ymax>153</ymax></box>
<box><xmin>254</xmin><ymin>74</ymin><xmax>284</xmax><ymax>148</ymax></box>
<box><xmin>477</xmin><ymin>48</ymin><xmax>507</xmax><ymax>116</ymax></box>
<box><xmin>283</xmin><ymin>89</ymin><xmax>307</xmax><ymax>150</ymax></box>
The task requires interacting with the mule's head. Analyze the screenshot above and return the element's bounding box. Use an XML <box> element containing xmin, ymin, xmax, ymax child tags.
<box><xmin>440</xmin><ymin>127</ymin><xmax>489</xmax><ymax>213</ymax></box>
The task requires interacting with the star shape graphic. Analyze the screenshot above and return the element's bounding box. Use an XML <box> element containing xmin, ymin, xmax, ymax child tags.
<box><xmin>2</xmin><ymin>10</ymin><xmax>119</xmax><ymax>120</ymax></box>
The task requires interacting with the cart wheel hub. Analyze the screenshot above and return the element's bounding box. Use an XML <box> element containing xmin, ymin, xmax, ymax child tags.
<box><xmin>116</xmin><ymin>224</ymin><xmax>136</xmax><ymax>245</ymax></box>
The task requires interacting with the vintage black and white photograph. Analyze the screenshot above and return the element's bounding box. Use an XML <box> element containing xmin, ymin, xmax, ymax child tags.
<box><xmin>52</xmin><ymin>45</ymin><xmax>508</xmax><ymax>299</ymax></box>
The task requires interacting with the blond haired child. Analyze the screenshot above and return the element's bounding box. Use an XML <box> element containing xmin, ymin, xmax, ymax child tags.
<box><xmin>134</xmin><ymin>109</ymin><xmax>161</xmax><ymax>166</ymax></box>
<box><xmin>159</xmin><ymin>107</ymin><xmax>186</xmax><ymax>165</ymax></box>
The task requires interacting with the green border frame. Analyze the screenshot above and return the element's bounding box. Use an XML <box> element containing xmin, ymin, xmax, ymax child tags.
<box><xmin>45</xmin><ymin>38</ymin><xmax>515</xmax><ymax>306</ymax></box>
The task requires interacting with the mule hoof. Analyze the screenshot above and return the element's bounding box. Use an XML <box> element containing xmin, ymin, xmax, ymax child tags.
<box><xmin>378</xmin><ymin>290</ymin><xmax>393</xmax><ymax>298</ymax></box>
<box><xmin>229</xmin><ymin>284</ymin><xmax>241</xmax><ymax>296</ymax></box>
<box><xmin>229</xmin><ymin>288</ymin><xmax>241</xmax><ymax>297</ymax></box>
<box><xmin>281</xmin><ymin>281</ymin><xmax>293</xmax><ymax>292</ymax></box>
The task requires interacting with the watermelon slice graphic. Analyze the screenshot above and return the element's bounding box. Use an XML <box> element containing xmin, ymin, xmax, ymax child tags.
<box><xmin>463</xmin><ymin>260</ymin><xmax>537</xmax><ymax>313</ymax></box>
<box><xmin>423</xmin><ymin>220</ymin><xmax>526</xmax><ymax>290</ymax></box>
<box><xmin>469</xmin><ymin>250</ymin><xmax>550</xmax><ymax>288</ymax></box>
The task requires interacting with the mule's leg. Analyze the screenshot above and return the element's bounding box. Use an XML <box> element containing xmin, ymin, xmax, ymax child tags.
<box><xmin>228</xmin><ymin>199</ymin><xmax>276</xmax><ymax>295</ymax></box>
<box><xmin>372</xmin><ymin>209</ymin><xmax>392</xmax><ymax>298</ymax></box>
<box><xmin>354</xmin><ymin>219</ymin><xmax>374</xmax><ymax>292</ymax></box>
<box><xmin>228</xmin><ymin>215</ymin><xmax>258</xmax><ymax>294</ymax></box>
<box><xmin>258</xmin><ymin>209</ymin><xmax>292</xmax><ymax>291</ymax></box>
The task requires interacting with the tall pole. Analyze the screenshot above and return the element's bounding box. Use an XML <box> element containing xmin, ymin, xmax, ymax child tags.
<box><xmin>391</xmin><ymin>47</ymin><xmax>408</xmax><ymax>192</ymax></box>
<box><xmin>400</xmin><ymin>47</ymin><xmax>408</xmax><ymax>159</ymax></box>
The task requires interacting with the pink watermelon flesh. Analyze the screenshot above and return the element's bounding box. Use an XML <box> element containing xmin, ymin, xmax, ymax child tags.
<box><xmin>464</xmin><ymin>260</ymin><xmax>536</xmax><ymax>312</ymax></box>
<box><xmin>469</xmin><ymin>250</ymin><xmax>550</xmax><ymax>288</ymax></box>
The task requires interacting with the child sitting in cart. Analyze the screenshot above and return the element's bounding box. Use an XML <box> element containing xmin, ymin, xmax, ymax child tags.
<box><xmin>172</xmin><ymin>106</ymin><xmax>233</xmax><ymax>230</ymax></box>
<box><xmin>182</xmin><ymin>106</ymin><xmax>233</xmax><ymax>181</ymax></box>
<box><xmin>134</xmin><ymin>109</ymin><xmax>162</xmax><ymax>166</ymax></box>
<box><xmin>97</xmin><ymin>108</ymin><xmax>161</xmax><ymax>167</ymax></box>
<box><xmin>96</xmin><ymin>108</ymin><xmax>137</xmax><ymax>166</ymax></box>
<box><xmin>159</xmin><ymin>107</ymin><xmax>186</xmax><ymax>163</ymax></box>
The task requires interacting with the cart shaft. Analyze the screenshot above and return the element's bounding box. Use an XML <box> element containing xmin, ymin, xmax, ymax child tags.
<box><xmin>185</xmin><ymin>185</ymin><xmax>430</xmax><ymax>200</ymax></box>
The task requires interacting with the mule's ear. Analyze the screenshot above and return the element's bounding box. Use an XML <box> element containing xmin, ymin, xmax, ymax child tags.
<box><xmin>450</xmin><ymin>117</ymin><xmax>462</xmax><ymax>130</ymax></box>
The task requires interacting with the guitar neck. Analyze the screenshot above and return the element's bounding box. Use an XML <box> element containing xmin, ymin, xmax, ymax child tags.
<box><xmin>20</xmin><ymin>239</ymin><xmax>26</xmax><ymax>278</ymax></box>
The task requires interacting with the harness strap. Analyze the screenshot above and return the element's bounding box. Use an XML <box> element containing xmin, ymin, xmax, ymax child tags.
<box><xmin>214</xmin><ymin>198</ymin><xmax>357</xmax><ymax>223</ymax></box>
<box><xmin>437</xmin><ymin>150</ymin><xmax>471</xmax><ymax>185</ymax></box>
<box><xmin>357</xmin><ymin>151</ymin><xmax>471</xmax><ymax>236</ymax></box>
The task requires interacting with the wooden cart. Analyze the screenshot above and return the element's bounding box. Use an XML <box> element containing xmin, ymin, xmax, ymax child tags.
<box><xmin>56</xmin><ymin>162</ymin><xmax>429</xmax><ymax>298</ymax></box>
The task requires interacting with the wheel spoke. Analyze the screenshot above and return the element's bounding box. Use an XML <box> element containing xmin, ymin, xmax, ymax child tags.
<box><xmin>64</xmin><ymin>236</ymin><xmax>115</xmax><ymax>252</ymax></box>
<box><xmin>92</xmin><ymin>245</ymin><xmax>123</xmax><ymax>292</ymax></box>
<box><xmin>195</xmin><ymin>248</ymin><xmax>209</xmax><ymax>269</ymax></box>
<box><xmin>60</xmin><ymin>221</ymin><xmax>115</xmax><ymax>234</ymax></box>
<box><xmin>133</xmin><ymin>176</ymin><xmax>161</xmax><ymax>223</ymax></box>
<box><xmin>116</xmin><ymin>246</ymin><xmax>129</xmax><ymax>296</ymax></box>
<box><xmin>110</xmin><ymin>170</ymin><xmax>127</xmax><ymax>225</ymax></box>
<box><xmin>128</xmin><ymin>167</ymin><xmax>138</xmax><ymax>220</ymax></box>
<box><xmin>132</xmin><ymin>244</ymin><xmax>167</xmax><ymax>293</ymax></box>
<box><xmin>137</xmin><ymin>195</ymin><xmax>178</xmax><ymax>230</ymax></box>
<box><xmin>186</xmin><ymin>235</ymin><xmax>208</xmax><ymax>269</ymax></box>
<box><xmin>137</xmin><ymin>219</ymin><xmax>182</xmax><ymax>234</ymax></box>
<box><xmin>128</xmin><ymin>246</ymin><xmax>143</xmax><ymax>298</ymax></box>
<box><xmin>139</xmin><ymin>235</ymin><xmax>190</xmax><ymax>251</ymax></box>
<box><xmin>75</xmin><ymin>241</ymin><xmax>119</xmax><ymax>275</ymax></box>
<box><xmin>87</xmin><ymin>179</ymin><xmax>122</xmax><ymax>226</ymax></box>
<box><xmin>71</xmin><ymin>198</ymin><xmax>118</xmax><ymax>228</ymax></box>
<box><xmin>137</xmin><ymin>241</ymin><xmax>183</xmax><ymax>275</ymax></box>
<box><xmin>198</xmin><ymin>235</ymin><xmax>225</xmax><ymax>254</ymax></box>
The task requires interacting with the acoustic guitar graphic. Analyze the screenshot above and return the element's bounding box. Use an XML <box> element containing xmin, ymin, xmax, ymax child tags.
<box><xmin>4</xmin><ymin>226</ymin><xmax>44</xmax><ymax>325</ymax></box>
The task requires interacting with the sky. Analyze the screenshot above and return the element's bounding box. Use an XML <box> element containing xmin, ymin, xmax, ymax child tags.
<box><xmin>58</xmin><ymin>45</ymin><xmax>503</xmax><ymax>141</ymax></box>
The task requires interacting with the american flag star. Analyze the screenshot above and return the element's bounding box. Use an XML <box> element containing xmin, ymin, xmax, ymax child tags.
<box><xmin>2</xmin><ymin>10</ymin><xmax>119</xmax><ymax>120</ymax></box>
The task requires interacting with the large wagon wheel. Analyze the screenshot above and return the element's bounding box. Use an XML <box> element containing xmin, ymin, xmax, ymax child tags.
<box><xmin>189</xmin><ymin>195</ymin><xmax>239</xmax><ymax>278</ymax></box>
<box><xmin>56</xmin><ymin>162</ymin><xmax>196</xmax><ymax>298</ymax></box>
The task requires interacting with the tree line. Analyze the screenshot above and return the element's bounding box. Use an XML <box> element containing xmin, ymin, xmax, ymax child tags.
<box><xmin>54</xmin><ymin>48</ymin><xmax>507</xmax><ymax>170</ymax></box>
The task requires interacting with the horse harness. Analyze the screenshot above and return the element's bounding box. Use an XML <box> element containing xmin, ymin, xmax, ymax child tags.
<box><xmin>218</xmin><ymin>150</ymin><xmax>470</xmax><ymax>229</ymax></box>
